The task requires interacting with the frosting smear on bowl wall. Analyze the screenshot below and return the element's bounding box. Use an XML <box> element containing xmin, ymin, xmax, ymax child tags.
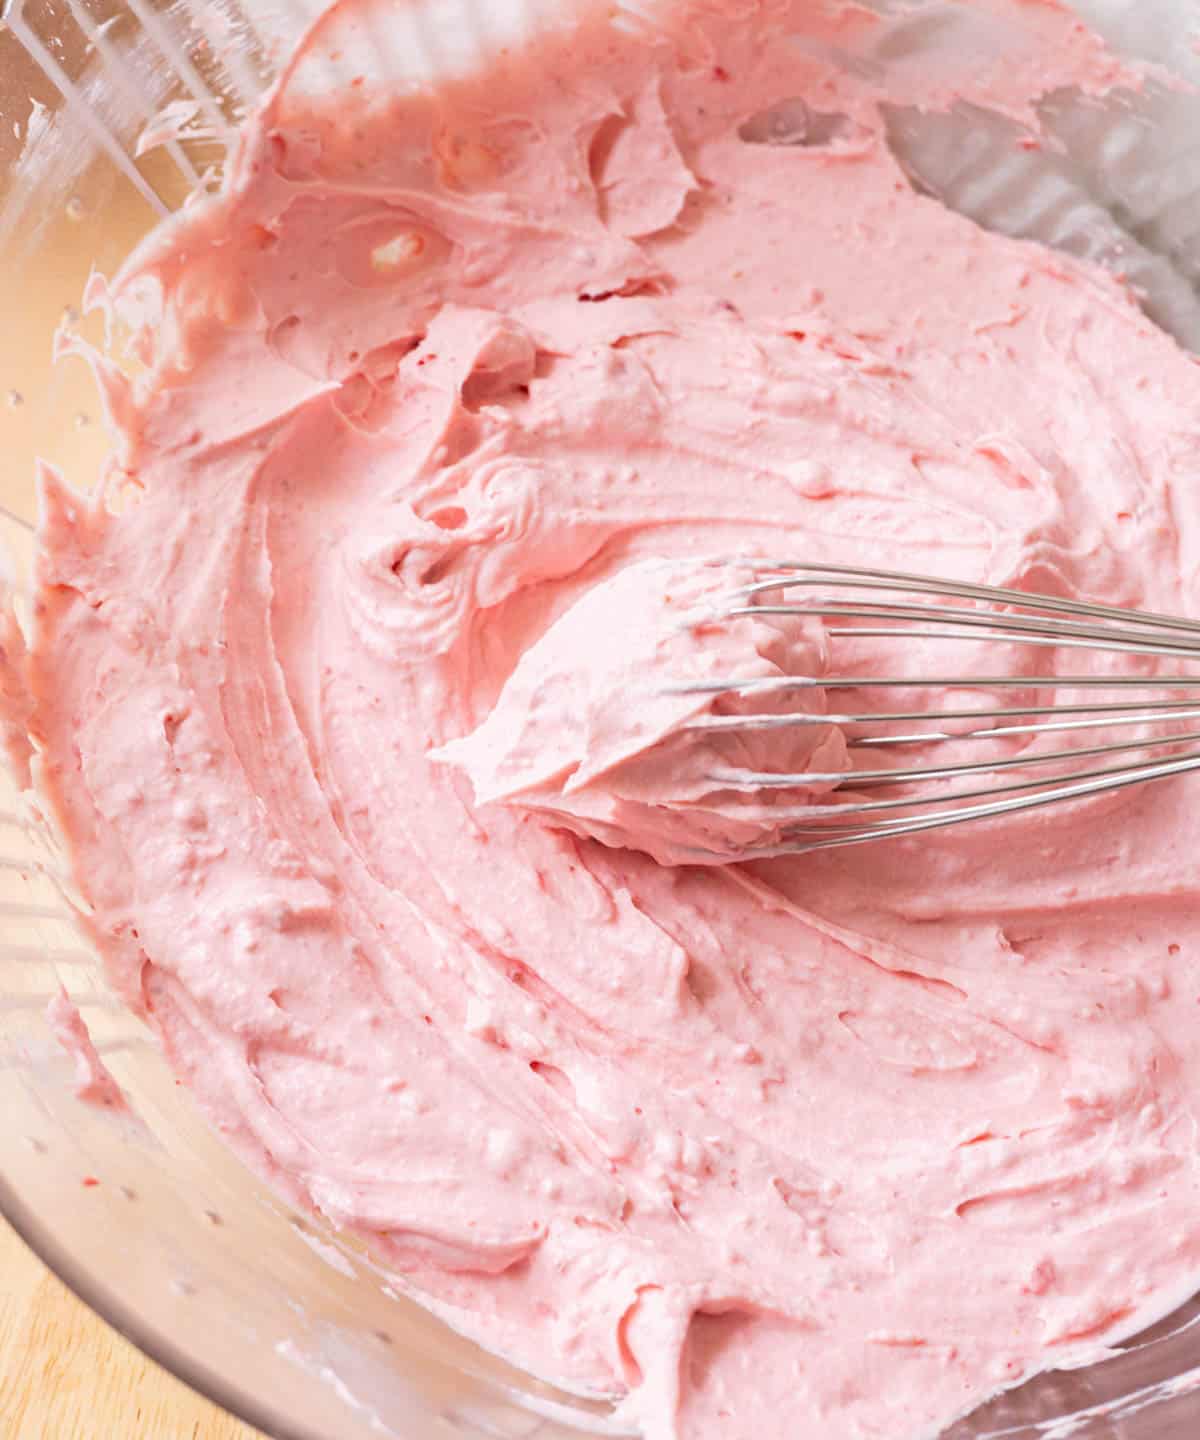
<box><xmin>10</xmin><ymin>0</ymin><xmax>1200</xmax><ymax>1435</ymax></box>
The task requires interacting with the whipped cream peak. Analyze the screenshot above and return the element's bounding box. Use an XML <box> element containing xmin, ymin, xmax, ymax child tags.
<box><xmin>437</xmin><ymin>556</ymin><xmax>850</xmax><ymax>864</ymax></box>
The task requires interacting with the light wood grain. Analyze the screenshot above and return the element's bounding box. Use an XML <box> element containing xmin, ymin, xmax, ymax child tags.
<box><xmin>0</xmin><ymin>1217</ymin><xmax>263</xmax><ymax>1440</ymax></box>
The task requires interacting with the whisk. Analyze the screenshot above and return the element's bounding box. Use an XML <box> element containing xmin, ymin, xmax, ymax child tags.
<box><xmin>669</xmin><ymin>562</ymin><xmax>1200</xmax><ymax>855</ymax></box>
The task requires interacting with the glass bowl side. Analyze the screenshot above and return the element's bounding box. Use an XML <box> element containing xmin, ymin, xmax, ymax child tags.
<box><xmin>3</xmin><ymin>3</ymin><xmax>1200</xmax><ymax>1440</ymax></box>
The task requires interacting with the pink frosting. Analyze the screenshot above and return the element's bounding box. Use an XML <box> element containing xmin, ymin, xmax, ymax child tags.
<box><xmin>13</xmin><ymin>1</ymin><xmax>1200</xmax><ymax>1436</ymax></box>
<box><xmin>437</xmin><ymin>558</ymin><xmax>849</xmax><ymax>864</ymax></box>
<box><xmin>45</xmin><ymin>987</ymin><xmax>126</xmax><ymax>1110</ymax></box>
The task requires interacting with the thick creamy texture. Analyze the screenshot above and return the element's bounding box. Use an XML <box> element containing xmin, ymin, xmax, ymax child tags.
<box><xmin>45</xmin><ymin>988</ymin><xmax>126</xmax><ymax>1109</ymax></box>
<box><xmin>13</xmin><ymin>1</ymin><xmax>1200</xmax><ymax>1436</ymax></box>
<box><xmin>437</xmin><ymin>558</ymin><xmax>850</xmax><ymax>864</ymax></box>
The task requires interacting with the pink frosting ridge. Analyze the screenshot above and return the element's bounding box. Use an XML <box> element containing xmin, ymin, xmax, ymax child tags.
<box><xmin>436</xmin><ymin>558</ymin><xmax>850</xmax><ymax>865</ymax></box>
<box><xmin>46</xmin><ymin>988</ymin><xmax>127</xmax><ymax>1110</ymax></box>
<box><xmin>11</xmin><ymin>0</ymin><xmax>1200</xmax><ymax>1436</ymax></box>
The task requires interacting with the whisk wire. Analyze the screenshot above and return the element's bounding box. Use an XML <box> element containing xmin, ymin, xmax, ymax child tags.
<box><xmin>711</xmin><ymin>727</ymin><xmax>1200</xmax><ymax>792</ymax></box>
<box><xmin>735</xmin><ymin>560</ymin><xmax>1200</xmax><ymax>636</ymax></box>
<box><xmin>673</xmin><ymin>561</ymin><xmax>1200</xmax><ymax>856</ymax></box>
<box><xmin>750</xmin><ymin>750</ymin><xmax>1200</xmax><ymax>856</ymax></box>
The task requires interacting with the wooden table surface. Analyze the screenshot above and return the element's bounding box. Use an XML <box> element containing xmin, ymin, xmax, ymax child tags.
<box><xmin>0</xmin><ymin>1217</ymin><xmax>263</xmax><ymax>1440</ymax></box>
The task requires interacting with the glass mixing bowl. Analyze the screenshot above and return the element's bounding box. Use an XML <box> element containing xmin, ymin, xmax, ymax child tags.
<box><xmin>3</xmin><ymin>2</ymin><xmax>1200</xmax><ymax>1437</ymax></box>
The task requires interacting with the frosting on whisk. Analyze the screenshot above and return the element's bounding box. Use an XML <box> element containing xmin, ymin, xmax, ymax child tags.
<box><xmin>438</xmin><ymin>557</ymin><xmax>849</xmax><ymax>864</ymax></box>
